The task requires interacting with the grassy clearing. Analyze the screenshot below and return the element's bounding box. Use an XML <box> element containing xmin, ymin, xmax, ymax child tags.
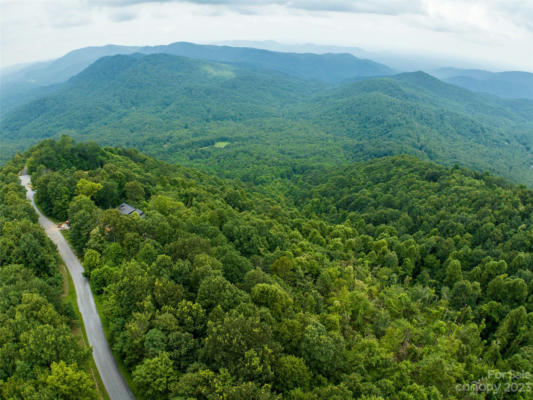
<box><xmin>201</xmin><ymin>64</ymin><xmax>235</xmax><ymax>79</ymax></box>
<box><xmin>214</xmin><ymin>141</ymin><xmax>230</xmax><ymax>148</ymax></box>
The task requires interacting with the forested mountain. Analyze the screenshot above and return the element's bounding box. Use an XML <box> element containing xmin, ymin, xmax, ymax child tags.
<box><xmin>0</xmin><ymin>42</ymin><xmax>392</xmax><ymax>116</ymax></box>
<box><xmin>301</xmin><ymin>72</ymin><xmax>533</xmax><ymax>182</ymax></box>
<box><xmin>1</xmin><ymin>45</ymin><xmax>141</xmax><ymax>87</ymax></box>
<box><xmin>0</xmin><ymin>80</ymin><xmax>62</xmax><ymax>117</ymax></box>
<box><xmin>0</xmin><ymin>45</ymin><xmax>142</xmax><ymax>115</ymax></box>
<box><xmin>1</xmin><ymin>41</ymin><xmax>392</xmax><ymax>88</ymax></box>
<box><xmin>433</xmin><ymin>68</ymin><xmax>533</xmax><ymax>100</ymax></box>
<box><xmin>139</xmin><ymin>42</ymin><xmax>394</xmax><ymax>82</ymax></box>
<box><xmin>2</xmin><ymin>53</ymin><xmax>533</xmax><ymax>186</ymax></box>
<box><xmin>0</xmin><ymin>153</ymin><xmax>98</xmax><ymax>397</ymax></box>
<box><xmin>10</xmin><ymin>137</ymin><xmax>532</xmax><ymax>399</ymax></box>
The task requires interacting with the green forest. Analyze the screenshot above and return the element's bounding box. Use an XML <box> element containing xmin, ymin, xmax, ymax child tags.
<box><xmin>2</xmin><ymin>136</ymin><xmax>531</xmax><ymax>399</ymax></box>
<box><xmin>0</xmin><ymin>150</ymin><xmax>98</xmax><ymax>398</ymax></box>
<box><xmin>1</xmin><ymin>53</ymin><xmax>533</xmax><ymax>186</ymax></box>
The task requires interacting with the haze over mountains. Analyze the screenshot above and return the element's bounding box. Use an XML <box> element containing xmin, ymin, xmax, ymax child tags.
<box><xmin>219</xmin><ymin>40</ymin><xmax>533</xmax><ymax>100</ymax></box>
<box><xmin>432</xmin><ymin>68</ymin><xmax>533</xmax><ymax>100</ymax></box>
<box><xmin>218</xmin><ymin>40</ymin><xmax>506</xmax><ymax>72</ymax></box>
<box><xmin>3</xmin><ymin>41</ymin><xmax>532</xmax><ymax>116</ymax></box>
<box><xmin>1</xmin><ymin>44</ymin><xmax>533</xmax><ymax>187</ymax></box>
<box><xmin>0</xmin><ymin>42</ymin><xmax>393</xmax><ymax>115</ymax></box>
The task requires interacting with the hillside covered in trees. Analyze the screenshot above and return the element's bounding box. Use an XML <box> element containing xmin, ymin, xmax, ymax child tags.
<box><xmin>0</xmin><ymin>41</ymin><xmax>393</xmax><ymax>116</ymax></box>
<box><xmin>10</xmin><ymin>137</ymin><xmax>532</xmax><ymax>399</ymax></box>
<box><xmin>1</xmin><ymin>53</ymin><xmax>533</xmax><ymax>187</ymax></box>
<box><xmin>0</xmin><ymin>152</ymin><xmax>98</xmax><ymax>398</ymax></box>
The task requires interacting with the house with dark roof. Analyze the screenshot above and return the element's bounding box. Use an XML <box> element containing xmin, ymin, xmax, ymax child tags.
<box><xmin>117</xmin><ymin>203</ymin><xmax>145</xmax><ymax>218</ymax></box>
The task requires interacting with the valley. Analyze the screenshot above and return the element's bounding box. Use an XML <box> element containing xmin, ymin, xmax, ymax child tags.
<box><xmin>1</xmin><ymin>51</ymin><xmax>533</xmax><ymax>187</ymax></box>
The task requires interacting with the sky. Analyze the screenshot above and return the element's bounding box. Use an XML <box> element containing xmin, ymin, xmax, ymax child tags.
<box><xmin>1</xmin><ymin>0</ymin><xmax>533</xmax><ymax>71</ymax></box>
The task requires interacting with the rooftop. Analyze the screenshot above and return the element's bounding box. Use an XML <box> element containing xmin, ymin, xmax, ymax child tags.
<box><xmin>118</xmin><ymin>203</ymin><xmax>145</xmax><ymax>217</ymax></box>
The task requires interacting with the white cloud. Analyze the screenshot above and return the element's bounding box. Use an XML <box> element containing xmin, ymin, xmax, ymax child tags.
<box><xmin>0</xmin><ymin>0</ymin><xmax>532</xmax><ymax>71</ymax></box>
<box><xmin>96</xmin><ymin>0</ymin><xmax>425</xmax><ymax>15</ymax></box>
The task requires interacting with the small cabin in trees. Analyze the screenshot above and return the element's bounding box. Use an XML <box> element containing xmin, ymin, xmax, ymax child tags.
<box><xmin>117</xmin><ymin>203</ymin><xmax>145</xmax><ymax>218</ymax></box>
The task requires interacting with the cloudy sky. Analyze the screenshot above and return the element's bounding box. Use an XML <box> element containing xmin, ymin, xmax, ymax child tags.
<box><xmin>1</xmin><ymin>0</ymin><xmax>532</xmax><ymax>71</ymax></box>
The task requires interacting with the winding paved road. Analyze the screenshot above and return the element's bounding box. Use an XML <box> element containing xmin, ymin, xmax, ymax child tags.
<box><xmin>20</xmin><ymin>173</ymin><xmax>135</xmax><ymax>400</ymax></box>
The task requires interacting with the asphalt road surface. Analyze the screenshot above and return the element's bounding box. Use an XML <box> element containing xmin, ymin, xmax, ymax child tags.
<box><xmin>20</xmin><ymin>173</ymin><xmax>135</xmax><ymax>400</ymax></box>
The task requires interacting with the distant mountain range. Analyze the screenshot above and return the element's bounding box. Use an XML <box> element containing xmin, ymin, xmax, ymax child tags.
<box><xmin>432</xmin><ymin>68</ymin><xmax>533</xmax><ymax>100</ymax></box>
<box><xmin>2</xmin><ymin>41</ymin><xmax>532</xmax><ymax>120</ymax></box>
<box><xmin>0</xmin><ymin>42</ymin><xmax>393</xmax><ymax>115</ymax></box>
<box><xmin>216</xmin><ymin>40</ymin><xmax>376</xmax><ymax>60</ymax></box>
<box><xmin>217</xmin><ymin>41</ymin><xmax>533</xmax><ymax>100</ymax></box>
<box><xmin>2</xmin><ymin>41</ymin><xmax>394</xmax><ymax>86</ymax></box>
<box><xmin>1</xmin><ymin>45</ymin><xmax>140</xmax><ymax>86</ymax></box>
<box><xmin>217</xmin><ymin>40</ymin><xmax>528</xmax><ymax>74</ymax></box>
<box><xmin>2</xmin><ymin>52</ymin><xmax>532</xmax><ymax>186</ymax></box>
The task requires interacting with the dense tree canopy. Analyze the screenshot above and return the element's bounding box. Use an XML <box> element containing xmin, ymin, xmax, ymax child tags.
<box><xmin>0</xmin><ymin>154</ymin><xmax>97</xmax><ymax>398</ymax></box>
<box><xmin>18</xmin><ymin>138</ymin><xmax>532</xmax><ymax>399</ymax></box>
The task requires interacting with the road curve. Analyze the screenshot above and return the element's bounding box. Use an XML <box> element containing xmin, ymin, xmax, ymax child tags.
<box><xmin>20</xmin><ymin>173</ymin><xmax>135</xmax><ymax>400</ymax></box>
